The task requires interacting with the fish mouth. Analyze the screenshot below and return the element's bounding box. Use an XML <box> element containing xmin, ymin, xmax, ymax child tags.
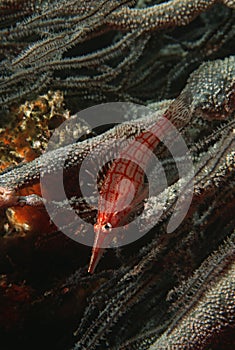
<box><xmin>88</xmin><ymin>226</ymin><xmax>113</xmax><ymax>274</ymax></box>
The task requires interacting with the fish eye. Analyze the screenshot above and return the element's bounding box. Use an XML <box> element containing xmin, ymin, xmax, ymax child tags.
<box><xmin>104</xmin><ymin>223</ymin><xmax>112</xmax><ymax>230</ymax></box>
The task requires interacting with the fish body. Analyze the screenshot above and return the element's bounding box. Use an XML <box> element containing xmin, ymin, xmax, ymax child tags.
<box><xmin>88</xmin><ymin>113</ymin><xmax>173</xmax><ymax>273</ymax></box>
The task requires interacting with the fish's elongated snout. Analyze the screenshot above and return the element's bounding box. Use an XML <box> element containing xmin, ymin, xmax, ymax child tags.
<box><xmin>88</xmin><ymin>224</ymin><xmax>113</xmax><ymax>274</ymax></box>
<box><xmin>88</xmin><ymin>246</ymin><xmax>105</xmax><ymax>274</ymax></box>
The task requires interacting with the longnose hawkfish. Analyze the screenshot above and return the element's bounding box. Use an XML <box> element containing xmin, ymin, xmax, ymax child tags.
<box><xmin>88</xmin><ymin>55</ymin><xmax>235</xmax><ymax>273</ymax></box>
<box><xmin>0</xmin><ymin>56</ymin><xmax>234</xmax><ymax>273</ymax></box>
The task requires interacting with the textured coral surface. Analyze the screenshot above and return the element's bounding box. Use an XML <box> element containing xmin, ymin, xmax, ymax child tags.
<box><xmin>0</xmin><ymin>1</ymin><xmax>234</xmax><ymax>350</ymax></box>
